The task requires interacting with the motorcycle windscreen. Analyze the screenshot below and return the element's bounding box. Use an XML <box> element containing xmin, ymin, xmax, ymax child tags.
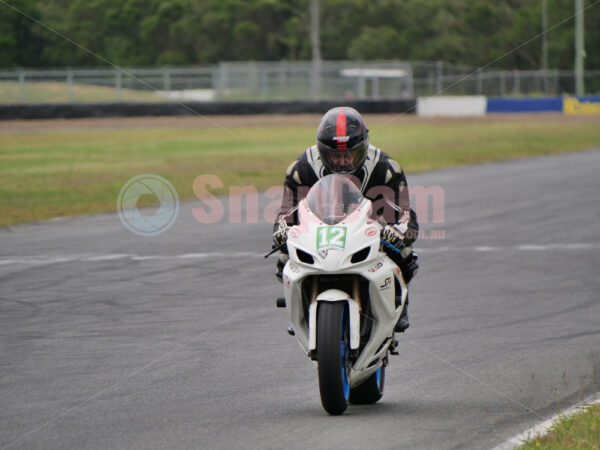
<box><xmin>306</xmin><ymin>174</ymin><xmax>364</xmax><ymax>225</ymax></box>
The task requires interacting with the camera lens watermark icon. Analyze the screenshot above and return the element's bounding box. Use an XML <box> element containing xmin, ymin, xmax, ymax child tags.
<box><xmin>117</xmin><ymin>174</ymin><xmax>179</xmax><ymax>236</ymax></box>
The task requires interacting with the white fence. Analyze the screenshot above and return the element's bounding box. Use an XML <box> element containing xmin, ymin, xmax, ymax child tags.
<box><xmin>0</xmin><ymin>61</ymin><xmax>598</xmax><ymax>103</ymax></box>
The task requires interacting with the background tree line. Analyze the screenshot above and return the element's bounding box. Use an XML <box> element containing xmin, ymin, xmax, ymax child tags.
<box><xmin>1</xmin><ymin>0</ymin><xmax>598</xmax><ymax>70</ymax></box>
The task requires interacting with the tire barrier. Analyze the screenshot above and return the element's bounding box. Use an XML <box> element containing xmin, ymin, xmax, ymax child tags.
<box><xmin>2</xmin><ymin>97</ymin><xmax>597</xmax><ymax>120</ymax></box>
<box><xmin>0</xmin><ymin>99</ymin><xmax>417</xmax><ymax>120</ymax></box>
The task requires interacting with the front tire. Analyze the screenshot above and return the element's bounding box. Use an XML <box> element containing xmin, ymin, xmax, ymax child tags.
<box><xmin>317</xmin><ymin>302</ymin><xmax>350</xmax><ymax>415</ymax></box>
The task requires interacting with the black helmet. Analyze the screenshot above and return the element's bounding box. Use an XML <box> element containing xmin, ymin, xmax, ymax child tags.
<box><xmin>316</xmin><ymin>106</ymin><xmax>369</xmax><ymax>174</ymax></box>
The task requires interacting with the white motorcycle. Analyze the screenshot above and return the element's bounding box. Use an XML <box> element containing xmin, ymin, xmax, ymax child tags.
<box><xmin>273</xmin><ymin>174</ymin><xmax>407</xmax><ymax>415</ymax></box>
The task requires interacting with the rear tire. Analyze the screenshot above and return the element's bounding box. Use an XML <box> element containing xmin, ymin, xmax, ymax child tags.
<box><xmin>317</xmin><ymin>302</ymin><xmax>350</xmax><ymax>415</ymax></box>
<box><xmin>349</xmin><ymin>363</ymin><xmax>385</xmax><ymax>404</ymax></box>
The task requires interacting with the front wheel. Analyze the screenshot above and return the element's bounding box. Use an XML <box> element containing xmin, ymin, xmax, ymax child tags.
<box><xmin>317</xmin><ymin>302</ymin><xmax>350</xmax><ymax>415</ymax></box>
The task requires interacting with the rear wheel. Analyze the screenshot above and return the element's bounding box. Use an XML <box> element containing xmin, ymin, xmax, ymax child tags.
<box><xmin>349</xmin><ymin>362</ymin><xmax>385</xmax><ymax>404</ymax></box>
<box><xmin>317</xmin><ymin>302</ymin><xmax>350</xmax><ymax>415</ymax></box>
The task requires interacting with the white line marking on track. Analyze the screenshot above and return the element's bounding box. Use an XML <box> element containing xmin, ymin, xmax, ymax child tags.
<box><xmin>130</xmin><ymin>255</ymin><xmax>166</xmax><ymax>261</ymax></box>
<box><xmin>0</xmin><ymin>252</ymin><xmax>263</xmax><ymax>266</ymax></box>
<box><xmin>177</xmin><ymin>252</ymin><xmax>258</xmax><ymax>259</ymax></box>
<box><xmin>474</xmin><ymin>246</ymin><xmax>500</xmax><ymax>252</ymax></box>
<box><xmin>517</xmin><ymin>243</ymin><xmax>600</xmax><ymax>251</ymax></box>
<box><xmin>82</xmin><ymin>254</ymin><xmax>131</xmax><ymax>261</ymax></box>
<box><xmin>0</xmin><ymin>243</ymin><xmax>598</xmax><ymax>267</ymax></box>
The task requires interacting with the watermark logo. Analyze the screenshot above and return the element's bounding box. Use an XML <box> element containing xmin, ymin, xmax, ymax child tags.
<box><xmin>190</xmin><ymin>174</ymin><xmax>446</xmax><ymax>239</ymax></box>
<box><xmin>116</xmin><ymin>173</ymin><xmax>446</xmax><ymax>240</ymax></box>
<box><xmin>117</xmin><ymin>174</ymin><xmax>179</xmax><ymax>236</ymax></box>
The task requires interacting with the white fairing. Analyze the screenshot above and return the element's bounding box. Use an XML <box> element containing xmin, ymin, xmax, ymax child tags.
<box><xmin>282</xmin><ymin>188</ymin><xmax>407</xmax><ymax>388</ymax></box>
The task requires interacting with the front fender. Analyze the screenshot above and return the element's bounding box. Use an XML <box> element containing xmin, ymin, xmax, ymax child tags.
<box><xmin>308</xmin><ymin>289</ymin><xmax>360</xmax><ymax>352</ymax></box>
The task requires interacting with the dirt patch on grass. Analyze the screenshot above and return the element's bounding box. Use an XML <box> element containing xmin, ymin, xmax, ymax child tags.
<box><xmin>2</xmin><ymin>112</ymin><xmax>597</xmax><ymax>133</ymax></box>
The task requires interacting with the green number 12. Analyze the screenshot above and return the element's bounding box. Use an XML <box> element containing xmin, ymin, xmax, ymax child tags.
<box><xmin>316</xmin><ymin>226</ymin><xmax>347</xmax><ymax>250</ymax></box>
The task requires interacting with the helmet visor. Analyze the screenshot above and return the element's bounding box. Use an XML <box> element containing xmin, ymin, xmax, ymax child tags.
<box><xmin>318</xmin><ymin>140</ymin><xmax>368</xmax><ymax>174</ymax></box>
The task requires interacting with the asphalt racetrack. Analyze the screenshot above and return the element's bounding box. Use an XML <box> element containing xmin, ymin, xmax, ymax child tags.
<box><xmin>1</xmin><ymin>149</ymin><xmax>600</xmax><ymax>449</ymax></box>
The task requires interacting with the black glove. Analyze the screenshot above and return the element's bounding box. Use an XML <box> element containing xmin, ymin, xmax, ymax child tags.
<box><xmin>381</xmin><ymin>223</ymin><xmax>407</xmax><ymax>250</ymax></box>
<box><xmin>272</xmin><ymin>219</ymin><xmax>290</xmax><ymax>250</ymax></box>
<box><xmin>381</xmin><ymin>224</ymin><xmax>419</xmax><ymax>283</ymax></box>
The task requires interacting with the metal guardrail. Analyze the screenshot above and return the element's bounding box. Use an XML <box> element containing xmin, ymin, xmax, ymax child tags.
<box><xmin>0</xmin><ymin>61</ymin><xmax>598</xmax><ymax>104</ymax></box>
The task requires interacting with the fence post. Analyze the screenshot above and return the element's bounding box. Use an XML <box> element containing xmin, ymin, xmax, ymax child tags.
<box><xmin>372</xmin><ymin>77</ymin><xmax>379</xmax><ymax>100</ymax></box>
<box><xmin>163</xmin><ymin>67</ymin><xmax>171</xmax><ymax>92</ymax></box>
<box><xmin>476</xmin><ymin>68</ymin><xmax>483</xmax><ymax>95</ymax></box>
<box><xmin>211</xmin><ymin>64</ymin><xmax>219</xmax><ymax>98</ymax></box>
<box><xmin>427</xmin><ymin>70</ymin><xmax>435</xmax><ymax>96</ymax></box>
<box><xmin>260</xmin><ymin>64</ymin><xmax>268</xmax><ymax>100</ymax></box>
<box><xmin>310</xmin><ymin>59</ymin><xmax>322</xmax><ymax>100</ymax></box>
<box><xmin>394</xmin><ymin>60</ymin><xmax>403</xmax><ymax>98</ymax></box>
<box><xmin>18</xmin><ymin>69</ymin><xmax>25</xmax><ymax>103</ymax></box>
<box><xmin>357</xmin><ymin>74</ymin><xmax>366</xmax><ymax>100</ymax></box>
<box><xmin>248</xmin><ymin>61</ymin><xmax>257</xmax><ymax>96</ymax></box>
<box><xmin>500</xmin><ymin>71</ymin><xmax>505</xmax><ymax>97</ymax></box>
<box><xmin>67</xmin><ymin>68</ymin><xmax>74</xmax><ymax>102</ymax></box>
<box><xmin>513</xmin><ymin>70</ymin><xmax>520</xmax><ymax>95</ymax></box>
<box><xmin>406</xmin><ymin>62</ymin><xmax>414</xmax><ymax>98</ymax></box>
<box><xmin>115</xmin><ymin>70</ymin><xmax>122</xmax><ymax>101</ymax></box>
<box><xmin>220</xmin><ymin>62</ymin><xmax>228</xmax><ymax>99</ymax></box>
<box><xmin>278</xmin><ymin>60</ymin><xmax>286</xmax><ymax>101</ymax></box>
<box><xmin>436</xmin><ymin>60</ymin><xmax>443</xmax><ymax>94</ymax></box>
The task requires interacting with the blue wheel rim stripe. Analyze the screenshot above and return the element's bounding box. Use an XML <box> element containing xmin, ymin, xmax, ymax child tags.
<box><xmin>340</xmin><ymin>308</ymin><xmax>350</xmax><ymax>400</ymax></box>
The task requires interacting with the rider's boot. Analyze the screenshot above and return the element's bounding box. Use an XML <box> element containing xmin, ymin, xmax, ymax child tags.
<box><xmin>394</xmin><ymin>295</ymin><xmax>409</xmax><ymax>333</ymax></box>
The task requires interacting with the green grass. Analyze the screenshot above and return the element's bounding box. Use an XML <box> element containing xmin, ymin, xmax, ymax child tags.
<box><xmin>518</xmin><ymin>404</ymin><xmax>600</xmax><ymax>450</ymax></box>
<box><xmin>1</xmin><ymin>115</ymin><xmax>599</xmax><ymax>226</ymax></box>
<box><xmin>0</xmin><ymin>81</ymin><xmax>160</xmax><ymax>103</ymax></box>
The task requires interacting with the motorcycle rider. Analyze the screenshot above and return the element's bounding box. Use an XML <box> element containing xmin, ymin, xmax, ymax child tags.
<box><xmin>272</xmin><ymin>106</ymin><xmax>419</xmax><ymax>332</ymax></box>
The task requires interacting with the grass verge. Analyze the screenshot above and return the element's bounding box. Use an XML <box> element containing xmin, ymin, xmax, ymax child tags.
<box><xmin>518</xmin><ymin>404</ymin><xmax>600</xmax><ymax>450</ymax></box>
<box><xmin>1</xmin><ymin>114</ymin><xmax>599</xmax><ymax>226</ymax></box>
<box><xmin>0</xmin><ymin>81</ymin><xmax>160</xmax><ymax>103</ymax></box>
